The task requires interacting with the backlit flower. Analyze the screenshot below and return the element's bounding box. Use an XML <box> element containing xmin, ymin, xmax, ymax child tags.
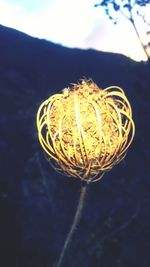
<box><xmin>37</xmin><ymin>79</ymin><xmax>135</xmax><ymax>183</ymax></box>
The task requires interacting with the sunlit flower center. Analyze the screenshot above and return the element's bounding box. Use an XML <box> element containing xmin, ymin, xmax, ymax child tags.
<box><xmin>37</xmin><ymin>79</ymin><xmax>135</xmax><ymax>183</ymax></box>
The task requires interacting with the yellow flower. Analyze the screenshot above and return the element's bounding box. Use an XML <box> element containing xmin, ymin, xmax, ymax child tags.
<box><xmin>37</xmin><ymin>79</ymin><xmax>135</xmax><ymax>183</ymax></box>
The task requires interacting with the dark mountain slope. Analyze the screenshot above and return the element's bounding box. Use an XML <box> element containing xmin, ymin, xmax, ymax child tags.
<box><xmin>0</xmin><ymin>24</ymin><xmax>135</xmax><ymax>91</ymax></box>
<box><xmin>0</xmin><ymin>25</ymin><xmax>150</xmax><ymax>267</ymax></box>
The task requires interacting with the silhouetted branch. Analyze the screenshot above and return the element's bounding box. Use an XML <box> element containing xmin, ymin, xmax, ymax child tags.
<box><xmin>95</xmin><ymin>0</ymin><xmax>150</xmax><ymax>60</ymax></box>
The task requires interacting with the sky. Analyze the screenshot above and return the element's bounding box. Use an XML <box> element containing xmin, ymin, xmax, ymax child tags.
<box><xmin>0</xmin><ymin>0</ymin><xmax>150</xmax><ymax>61</ymax></box>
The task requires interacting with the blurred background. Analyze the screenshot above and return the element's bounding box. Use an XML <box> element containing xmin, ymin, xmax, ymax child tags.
<box><xmin>0</xmin><ymin>0</ymin><xmax>150</xmax><ymax>61</ymax></box>
<box><xmin>0</xmin><ymin>1</ymin><xmax>150</xmax><ymax>267</ymax></box>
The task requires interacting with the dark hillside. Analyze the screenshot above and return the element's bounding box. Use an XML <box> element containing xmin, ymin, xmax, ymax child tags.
<box><xmin>0</xmin><ymin>24</ymin><xmax>150</xmax><ymax>267</ymax></box>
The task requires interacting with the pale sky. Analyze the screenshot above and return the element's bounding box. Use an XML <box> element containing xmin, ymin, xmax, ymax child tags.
<box><xmin>0</xmin><ymin>0</ymin><xmax>149</xmax><ymax>61</ymax></box>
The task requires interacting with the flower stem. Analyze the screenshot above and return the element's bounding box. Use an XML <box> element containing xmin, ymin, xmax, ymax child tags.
<box><xmin>56</xmin><ymin>183</ymin><xmax>88</xmax><ymax>267</ymax></box>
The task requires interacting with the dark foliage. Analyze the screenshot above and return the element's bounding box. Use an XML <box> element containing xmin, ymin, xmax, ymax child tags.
<box><xmin>0</xmin><ymin>25</ymin><xmax>150</xmax><ymax>267</ymax></box>
<box><xmin>95</xmin><ymin>0</ymin><xmax>150</xmax><ymax>59</ymax></box>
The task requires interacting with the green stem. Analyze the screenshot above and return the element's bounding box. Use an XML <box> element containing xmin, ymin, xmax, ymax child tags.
<box><xmin>56</xmin><ymin>183</ymin><xmax>88</xmax><ymax>267</ymax></box>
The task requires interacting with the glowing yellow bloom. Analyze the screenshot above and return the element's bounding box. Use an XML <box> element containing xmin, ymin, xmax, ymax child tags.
<box><xmin>37</xmin><ymin>79</ymin><xmax>135</xmax><ymax>183</ymax></box>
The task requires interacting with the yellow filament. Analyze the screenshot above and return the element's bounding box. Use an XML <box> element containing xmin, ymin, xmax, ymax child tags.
<box><xmin>36</xmin><ymin>79</ymin><xmax>135</xmax><ymax>183</ymax></box>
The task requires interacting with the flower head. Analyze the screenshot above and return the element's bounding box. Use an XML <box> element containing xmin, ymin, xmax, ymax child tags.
<box><xmin>37</xmin><ymin>79</ymin><xmax>135</xmax><ymax>183</ymax></box>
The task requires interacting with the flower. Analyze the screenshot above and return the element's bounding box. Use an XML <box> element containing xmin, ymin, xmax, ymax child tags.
<box><xmin>37</xmin><ymin>79</ymin><xmax>135</xmax><ymax>183</ymax></box>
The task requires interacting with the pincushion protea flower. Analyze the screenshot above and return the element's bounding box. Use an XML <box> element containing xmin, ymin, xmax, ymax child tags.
<box><xmin>36</xmin><ymin>79</ymin><xmax>135</xmax><ymax>183</ymax></box>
